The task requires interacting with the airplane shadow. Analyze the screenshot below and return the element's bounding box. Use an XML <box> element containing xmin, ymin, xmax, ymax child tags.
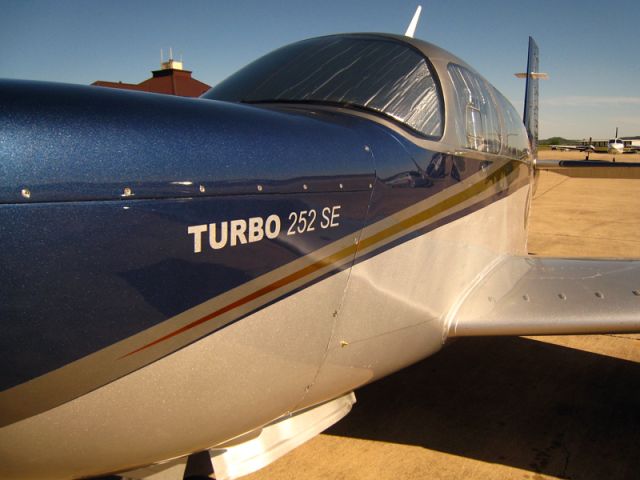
<box><xmin>325</xmin><ymin>336</ymin><xmax>640</xmax><ymax>479</ymax></box>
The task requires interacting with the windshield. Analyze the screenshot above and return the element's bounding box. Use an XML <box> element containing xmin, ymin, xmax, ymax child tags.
<box><xmin>204</xmin><ymin>35</ymin><xmax>443</xmax><ymax>138</ymax></box>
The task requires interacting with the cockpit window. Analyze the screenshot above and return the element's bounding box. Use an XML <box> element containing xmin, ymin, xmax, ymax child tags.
<box><xmin>448</xmin><ymin>63</ymin><xmax>529</xmax><ymax>159</ymax></box>
<box><xmin>492</xmin><ymin>87</ymin><xmax>530</xmax><ymax>159</ymax></box>
<box><xmin>204</xmin><ymin>36</ymin><xmax>444</xmax><ymax>139</ymax></box>
<box><xmin>448</xmin><ymin>64</ymin><xmax>501</xmax><ymax>154</ymax></box>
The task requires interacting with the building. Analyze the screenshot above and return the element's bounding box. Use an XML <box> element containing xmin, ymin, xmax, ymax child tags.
<box><xmin>92</xmin><ymin>58</ymin><xmax>211</xmax><ymax>97</ymax></box>
<box><xmin>582</xmin><ymin>137</ymin><xmax>640</xmax><ymax>149</ymax></box>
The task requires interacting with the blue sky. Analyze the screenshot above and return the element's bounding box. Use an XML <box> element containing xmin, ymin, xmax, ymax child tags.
<box><xmin>1</xmin><ymin>0</ymin><xmax>638</xmax><ymax>139</ymax></box>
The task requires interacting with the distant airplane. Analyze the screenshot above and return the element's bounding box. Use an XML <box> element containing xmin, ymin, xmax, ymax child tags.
<box><xmin>608</xmin><ymin>127</ymin><xmax>625</xmax><ymax>155</ymax></box>
<box><xmin>1</xmin><ymin>8</ymin><xmax>639</xmax><ymax>480</ymax></box>
<box><xmin>550</xmin><ymin>144</ymin><xmax>594</xmax><ymax>152</ymax></box>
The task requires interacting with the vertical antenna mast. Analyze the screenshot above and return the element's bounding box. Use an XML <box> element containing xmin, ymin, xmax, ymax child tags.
<box><xmin>405</xmin><ymin>5</ymin><xmax>422</xmax><ymax>38</ymax></box>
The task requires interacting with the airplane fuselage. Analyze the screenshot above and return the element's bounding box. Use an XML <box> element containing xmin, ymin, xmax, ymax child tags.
<box><xmin>608</xmin><ymin>139</ymin><xmax>625</xmax><ymax>154</ymax></box>
<box><xmin>0</xmin><ymin>34</ymin><xmax>533</xmax><ymax>478</ymax></box>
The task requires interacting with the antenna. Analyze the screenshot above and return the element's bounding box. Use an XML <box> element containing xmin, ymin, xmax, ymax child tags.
<box><xmin>405</xmin><ymin>5</ymin><xmax>422</xmax><ymax>38</ymax></box>
<box><xmin>169</xmin><ymin>47</ymin><xmax>173</xmax><ymax>60</ymax></box>
<box><xmin>160</xmin><ymin>48</ymin><xmax>164</xmax><ymax>64</ymax></box>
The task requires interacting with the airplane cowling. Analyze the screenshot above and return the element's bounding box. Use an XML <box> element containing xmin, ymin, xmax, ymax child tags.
<box><xmin>0</xmin><ymin>79</ymin><xmax>380</xmax><ymax>404</ymax></box>
<box><xmin>0</xmin><ymin>79</ymin><xmax>374</xmax><ymax>203</ymax></box>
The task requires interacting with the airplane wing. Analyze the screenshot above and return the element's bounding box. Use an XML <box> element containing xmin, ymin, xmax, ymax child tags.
<box><xmin>536</xmin><ymin>159</ymin><xmax>640</xmax><ymax>178</ymax></box>
<box><xmin>448</xmin><ymin>256</ymin><xmax>640</xmax><ymax>337</ymax></box>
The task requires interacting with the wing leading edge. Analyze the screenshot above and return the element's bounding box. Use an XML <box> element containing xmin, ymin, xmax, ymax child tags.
<box><xmin>448</xmin><ymin>256</ymin><xmax>640</xmax><ymax>337</ymax></box>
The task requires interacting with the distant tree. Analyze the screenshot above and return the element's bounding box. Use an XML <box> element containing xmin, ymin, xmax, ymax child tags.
<box><xmin>540</xmin><ymin>137</ymin><xmax>574</xmax><ymax>145</ymax></box>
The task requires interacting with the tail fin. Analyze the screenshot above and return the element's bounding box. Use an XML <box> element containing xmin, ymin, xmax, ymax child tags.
<box><xmin>523</xmin><ymin>36</ymin><xmax>540</xmax><ymax>155</ymax></box>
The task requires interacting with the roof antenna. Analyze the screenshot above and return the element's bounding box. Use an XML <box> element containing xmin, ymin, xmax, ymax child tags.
<box><xmin>405</xmin><ymin>5</ymin><xmax>422</xmax><ymax>38</ymax></box>
<box><xmin>160</xmin><ymin>48</ymin><xmax>164</xmax><ymax>64</ymax></box>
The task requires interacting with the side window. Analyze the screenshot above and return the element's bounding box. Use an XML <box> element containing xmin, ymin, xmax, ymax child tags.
<box><xmin>465</xmin><ymin>93</ymin><xmax>484</xmax><ymax>150</ymax></box>
<box><xmin>492</xmin><ymin>87</ymin><xmax>530</xmax><ymax>159</ymax></box>
<box><xmin>448</xmin><ymin>64</ymin><xmax>501</xmax><ymax>154</ymax></box>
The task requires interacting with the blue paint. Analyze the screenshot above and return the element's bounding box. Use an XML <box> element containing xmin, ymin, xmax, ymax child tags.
<box><xmin>0</xmin><ymin>80</ymin><xmax>374</xmax><ymax>203</ymax></box>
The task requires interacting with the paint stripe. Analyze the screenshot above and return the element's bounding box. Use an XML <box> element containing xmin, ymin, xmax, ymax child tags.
<box><xmin>124</xmin><ymin>160</ymin><xmax>519</xmax><ymax>357</ymax></box>
<box><xmin>123</xmin><ymin>245</ymin><xmax>359</xmax><ymax>357</ymax></box>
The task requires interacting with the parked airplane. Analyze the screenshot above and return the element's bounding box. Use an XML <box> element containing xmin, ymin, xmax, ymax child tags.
<box><xmin>608</xmin><ymin>128</ymin><xmax>625</xmax><ymax>155</ymax></box>
<box><xmin>1</xmin><ymin>17</ymin><xmax>639</xmax><ymax>480</ymax></box>
<box><xmin>550</xmin><ymin>144</ymin><xmax>594</xmax><ymax>151</ymax></box>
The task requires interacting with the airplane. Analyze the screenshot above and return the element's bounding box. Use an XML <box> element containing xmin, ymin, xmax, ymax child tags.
<box><xmin>608</xmin><ymin>128</ymin><xmax>625</xmax><ymax>155</ymax></box>
<box><xmin>2</xmin><ymin>9</ymin><xmax>640</xmax><ymax>480</ymax></box>
<box><xmin>550</xmin><ymin>144</ymin><xmax>594</xmax><ymax>151</ymax></box>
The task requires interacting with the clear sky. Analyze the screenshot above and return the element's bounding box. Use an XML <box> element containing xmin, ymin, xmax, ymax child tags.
<box><xmin>1</xmin><ymin>0</ymin><xmax>638</xmax><ymax>139</ymax></box>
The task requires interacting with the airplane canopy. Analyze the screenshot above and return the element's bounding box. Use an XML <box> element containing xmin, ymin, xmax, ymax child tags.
<box><xmin>204</xmin><ymin>34</ymin><xmax>444</xmax><ymax>139</ymax></box>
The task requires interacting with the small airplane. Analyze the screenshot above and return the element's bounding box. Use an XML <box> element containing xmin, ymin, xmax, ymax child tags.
<box><xmin>608</xmin><ymin>128</ymin><xmax>625</xmax><ymax>155</ymax></box>
<box><xmin>1</xmin><ymin>7</ymin><xmax>639</xmax><ymax>480</ymax></box>
<box><xmin>550</xmin><ymin>144</ymin><xmax>595</xmax><ymax>151</ymax></box>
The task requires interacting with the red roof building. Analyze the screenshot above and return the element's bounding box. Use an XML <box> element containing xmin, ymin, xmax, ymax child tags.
<box><xmin>92</xmin><ymin>59</ymin><xmax>211</xmax><ymax>97</ymax></box>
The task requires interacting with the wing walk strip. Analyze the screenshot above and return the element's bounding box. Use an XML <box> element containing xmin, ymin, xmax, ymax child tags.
<box><xmin>0</xmin><ymin>159</ymin><xmax>524</xmax><ymax>427</ymax></box>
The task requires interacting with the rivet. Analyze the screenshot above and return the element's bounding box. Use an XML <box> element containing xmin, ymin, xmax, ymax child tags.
<box><xmin>257</xmin><ymin>185</ymin><xmax>263</xmax><ymax>192</ymax></box>
<box><xmin>199</xmin><ymin>184</ymin><xmax>206</xmax><ymax>193</ymax></box>
<box><xmin>594</xmin><ymin>291</ymin><xmax>604</xmax><ymax>299</ymax></box>
<box><xmin>522</xmin><ymin>294</ymin><xmax>530</xmax><ymax>302</ymax></box>
<box><xmin>123</xmin><ymin>187</ymin><xmax>133</xmax><ymax>197</ymax></box>
<box><xmin>633</xmin><ymin>290</ymin><xmax>640</xmax><ymax>296</ymax></box>
<box><xmin>21</xmin><ymin>188</ymin><xmax>31</xmax><ymax>199</ymax></box>
<box><xmin>558</xmin><ymin>293</ymin><xmax>567</xmax><ymax>300</ymax></box>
